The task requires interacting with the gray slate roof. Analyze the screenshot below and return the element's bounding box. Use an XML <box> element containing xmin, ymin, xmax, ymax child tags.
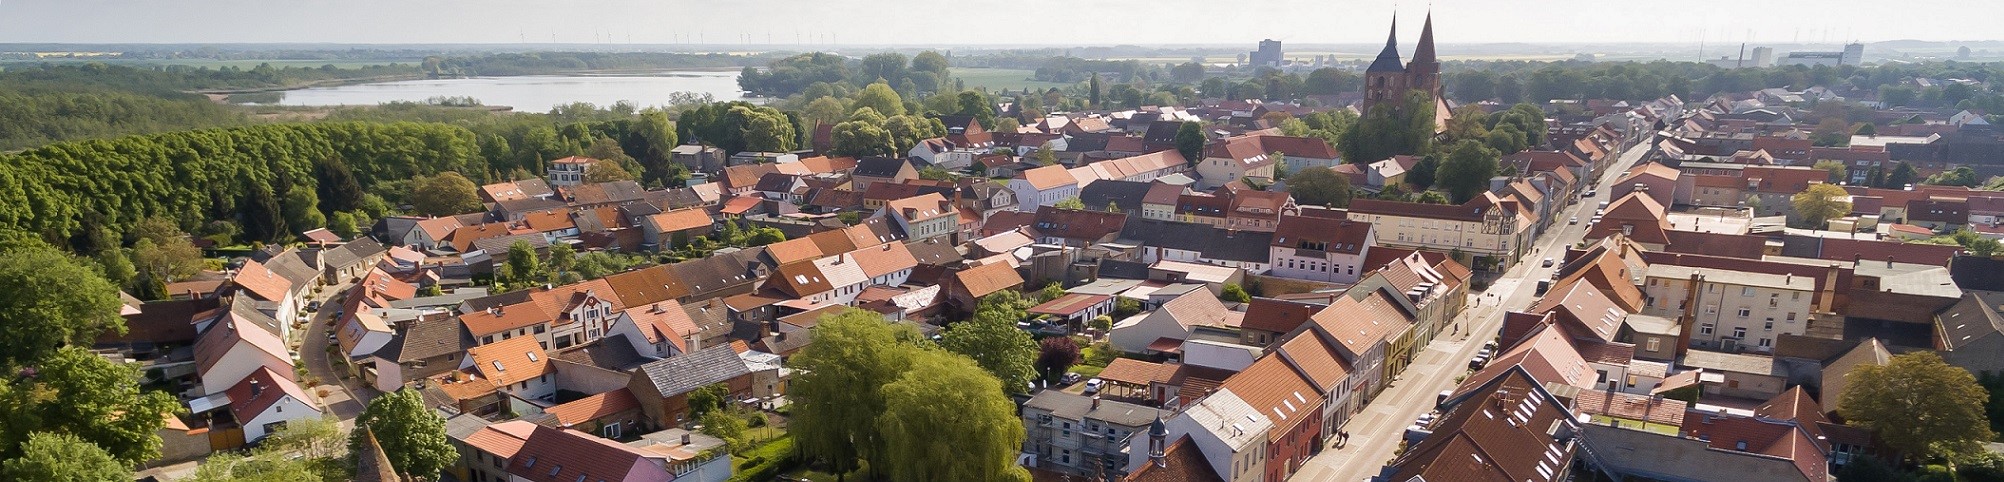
<box><xmin>322</xmin><ymin>237</ymin><xmax>387</xmax><ymax>269</ymax></box>
<box><xmin>1024</xmin><ymin>389</ymin><xmax>1169</xmax><ymax>427</ymax></box>
<box><xmin>634</xmin><ymin>345</ymin><xmax>753</xmax><ymax>398</ymax></box>
<box><xmin>1117</xmin><ymin>218</ymin><xmax>1274</xmax><ymax>263</ymax></box>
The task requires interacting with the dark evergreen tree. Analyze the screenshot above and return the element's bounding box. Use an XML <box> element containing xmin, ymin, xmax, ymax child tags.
<box><xmin>315</xmin><ymin>157</ymin><xmax>364</xmax><ymax>215</ymax></box>
<box><xmin>242</xmin><ymin>181</ymin><xmax>286</xmax><ymax>243</ymax></box>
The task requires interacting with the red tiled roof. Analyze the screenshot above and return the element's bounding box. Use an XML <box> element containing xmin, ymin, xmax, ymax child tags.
<box><xmin>540</xmin><ymin>388</ymin><xmax>639</xmax><ymax>428</ymax></box>
<box><xmin>1240</xmin><ymin>297</ymin><xmax>1324</xmax><ymax>335</ymax></box>
<box><xmin>1217</xmin><ymin>355</ymin><xmax>1321</xmax><ymax>437</ymax></box>
<box><xmin>225</xmin><ymin>366</ymin><xmax>317</xmax><ymax>423</ymax></box>
<box><xmin>1020</xmin><ymin>164</ymin><xmax>1078</xmax><ymax>190</ymax></box>
<box><xmin>231</xmin><ymin>258</ymin><xmax>293</xmax><ymax>303</ymax></box>
<box><xmin>1099</xmin><ymin>358</ymin><xmax>1178</xmax><ymax>386</ymax></box>
<box><xmin>1029</xmin><ymin>293</ymin><xmax>1111</xmax><ymax>316</ymax></box>
<box><xmin>954</xmin><ymin>262</ymin><xmax>1024</xmax><ymax>299</ymax></box>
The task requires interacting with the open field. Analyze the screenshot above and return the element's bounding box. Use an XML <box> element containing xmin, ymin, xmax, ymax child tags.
<box><xmin>954</xmin><ymin>67</ymin><xmax>1074</xmax><ymax>91</ymax></box>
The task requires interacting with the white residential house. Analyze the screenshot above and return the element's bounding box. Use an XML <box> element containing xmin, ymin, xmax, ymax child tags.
<box><xmin>1267</xmin><ymin>216</ymin><xmax>1376</xmax><ymax>284</ymax></box>
<box><xmin>1009</xmin><ymin>165</ymin><xmax>1083</xmax><ymax>211</ymax></box>
<box><xmin>193</xmin><ymin>306</ymin><xmax>297</xmax><ymax>396</ymax></box>
<box><xmin>878</xmin><ymin>193</ymin><xmax>961</xmax><ymax>242</ymax></box>
<box><xmin>225</xmin><ymin>367</ymin><xmax>323</xmax><ymax>443</ymax></box>
<box><xmin>606</xmin><ymin>302</ymin><xmax>702</xmax><ymax>360</ymax></box>
<box><xmin>1639</xmin><ymin>265</ymin><xmax>1816</xmax><ymax>353</ymax></box>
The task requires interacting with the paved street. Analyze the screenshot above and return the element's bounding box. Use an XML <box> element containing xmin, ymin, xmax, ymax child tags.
<box><xmin>1289</xmin><ymin>140</ymin><xmax>1653</xmax><ymax>481</ymax></box>
<box><xmin>296</xmin><ymin>279</ymin><xmax>376</xmax><ymax>422</ymax></box>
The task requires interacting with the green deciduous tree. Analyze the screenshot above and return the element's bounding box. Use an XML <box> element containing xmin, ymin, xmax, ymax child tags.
<box><xmin>2</xmin><ymin>432</ymin><xmax>130</xmax><ymax>482</ymax></box>
<box><xmin>353</xmin><ymin>389</ymin><xmax>456</xmax><ymax>480</ymax></box>
<box><xmin>852</xmin><ymin>82</ymin><xmax>907</xmax><ymax>118</ymax></box>
<box><xmin>1435</xmin><ymin>140</ymin><xmax>1502</xmax><ymax>204</ymax></box>
<box><xmin>1175</xmin><ymin>121</ymin><xmax>1206</xmax><ymax>167</ymax></box>
<box><xmin>1925</xmin><ymin>166</ymin><xmax>1981</xmax><ymax>187</ymax></box>
<box><xmin>1287</xmin><ymin>166</ymin><xmax>1354</xmax><ymax>208</ymax></box>
<box><xmin>1220</xmin><ymin>283</ymin><xmax>1251</xmax><ymax>303</ymax></box>
<box><xmin>1054</xmin><ymin>197</ymin><xmax>1085</xmax><ymax>210</ymax></box>
<box><xmin>0</xmin><ymin>245</ymin><xmax>125</xmax><ymax>367</ymax></box>
<box><xmin>831</xmin><ymin>119</ymin><xmax>896</xmax><ymax>157</ymax></box>
<box><xmin>1812</xmin><ymin>160</ymin><xmax>1850</xmax><ymax>184</ymax></box>
<box><xmin>0</xmin><ymin>347</ymin><xmax>179</xmax><ymax>465</ymax></box>
<box><xmin>877</xmin><ymin>349</ymin><xmax>1032</xmax><ymax>482</ymax></box>
<box><xmin>789</xmin><ymin>309</ymin><xmax>923</xmax><ymax>475</ymax></box>
<box><xmin>242</xmin><ymin>181</ymin><xmax>288</xmax><ymax>243</ymax></box>
<box><xmin>1791</xmin><ymin>183</ymin><xmax>1853</xmax><ymax>229</ymax></box>
<box><xmin>282</xmin><ymin>185</ymin><xmax>326</xmax><ymax>233</ymax></box>
<box><xmin>327</xmin><ymin>211</ymin><xmax>360</xmax><ymax>240</ymax></box>
<box><xmin>944</xmin><ymin>293</ymin><xmax>1039</xmax><ymax>394</ymax></box>
<box><xmin>802</xmin><ymin>97</ymin><xmax>849</xmax><ymax>128</ymax></box>
<box><xmin>409</xmin><ymin>172</ymin><xmax>483</xmax><ymax>217</ymax></box>
<box><xmin>502</xmin><ymin>240</ymin><xmax>542</xmax><ymax>286</ymax></box>
<box><xmin>1840</xmin><ymin>351</ymin><xmax>1995</xmax><ymax>463</ymax></box>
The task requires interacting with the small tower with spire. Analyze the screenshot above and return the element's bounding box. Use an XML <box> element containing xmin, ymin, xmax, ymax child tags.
<box><xmin>1363</xmin><ymin>13</ymin><xmax>1408</xmax><ymax>112</ymax></box>
<box><xmin>1147</xmin><ymin>416</ymin><xmax>1168</xmax><ymax>468</ymax></box>
<box><xmin>1408</xmin><ymin>11</ymin><xmax>1442</xmax><ymax>99</ymax></box>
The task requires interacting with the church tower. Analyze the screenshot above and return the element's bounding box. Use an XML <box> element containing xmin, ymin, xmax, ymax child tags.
<box><xmin>1407</xmin><ymin>12</ymin><xmax>1442</xmax><ymax>100</ymax></box>
<box><xmin>1362</xmin><ymin>14</ymin><xmax>1407</xmax><ymax>113</ymax></box>
<box><xmin>1360</xmin><ymin>10</ymin><xmax>1449</xmax><ymax>132</ymax></box>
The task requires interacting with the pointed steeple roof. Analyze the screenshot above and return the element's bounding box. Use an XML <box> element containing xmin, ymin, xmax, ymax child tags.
<box><xmin>1413</xmin><ymin>11</ymin><xmax>1437</xmax><ymax>64</ymax></box>
<box><xmin>1366</xmin><ymin>14</ymin><xmax>1405</xmax><ymax>73</ymax></box>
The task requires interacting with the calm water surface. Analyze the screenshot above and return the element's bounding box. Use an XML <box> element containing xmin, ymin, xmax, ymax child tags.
<box><xmin>262</xmin><ymin>71</ymin><xmax>761</xmax><ymax>112</ymax></box>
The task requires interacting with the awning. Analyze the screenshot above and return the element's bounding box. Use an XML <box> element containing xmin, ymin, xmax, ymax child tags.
<box><xmin>187</xmin><ymin>392</ymin><xmax>233</xmax><ymax>414</ymax></box>
<box><xmin>1146</xmin><ymin>337</ymin><xmax>1184</xmax><ymax>354</ymax></box>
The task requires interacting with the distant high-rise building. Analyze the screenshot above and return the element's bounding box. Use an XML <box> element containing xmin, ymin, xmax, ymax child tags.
<box><xmin>1250</xmin><ymin>39</ymin><xmax>1283</xmax><ymax>68</ymax></box>
<box><xmin>1843</xmin><ymin>42</ymin><xmax>1865</xmax><ymax>66</ymax></box>
<box><xmin>1751</xmin><ymin>47</ymin><xmax>1775</xmax><ymax>68</ymax></box>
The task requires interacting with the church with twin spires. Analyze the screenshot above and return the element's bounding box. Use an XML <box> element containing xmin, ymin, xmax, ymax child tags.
<box><xmin>1361</xmin><ymin>12</ymin><xmax>1452</xmax><ymax>130</ymax></box>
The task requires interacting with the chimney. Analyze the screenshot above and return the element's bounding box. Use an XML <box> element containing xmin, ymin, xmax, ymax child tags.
<box><xmin>1886</xmin><ymin>255</ymin><xmax>1894</xmax><ymax>268</ymax></box>
<box><xmin>682</xmin><ymin>433</ymin><xmax>692</xmax><ymax>445</ymax></box>
<box><xmin>249</xmin><ymin>378</ymin><xmax>263</xmax><ymax>397</ymax></box>
<box><xmin>1091</xmin><ymin>396</ymin><xmax>1102</xmax><ymax>410</ymax></box>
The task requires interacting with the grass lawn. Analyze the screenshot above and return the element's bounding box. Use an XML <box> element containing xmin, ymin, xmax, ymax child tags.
<box><xmin>954</xmin><ymin>68</ymin><xmax>1074</xmax><ymax>91</ymax></box>
<box><xmin>1072</xmin><ymin>364</ymin><xmax>1104</xmax><ymax>379</ymax></box>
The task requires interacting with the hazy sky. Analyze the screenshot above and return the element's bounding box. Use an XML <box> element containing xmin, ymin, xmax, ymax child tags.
<box><xmin>1</xmin><ymin>0</ymin><xmax>1999</xmax><ymax>46</ymax></box>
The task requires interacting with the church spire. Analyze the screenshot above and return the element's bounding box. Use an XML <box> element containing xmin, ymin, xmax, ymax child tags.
<box><xmin>1366</xmin><ymin>13</ymin><xmax>1405</xmax><ymax>73</ymax></box>
<box><xmin>1413</xmin><ymin>11</ymin><xmax>1437</xmax><ymax>64</ymax></box>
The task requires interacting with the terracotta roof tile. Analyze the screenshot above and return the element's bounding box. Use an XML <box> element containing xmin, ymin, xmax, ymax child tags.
<box><xmin>954</xmin><ymin>262</ymin><xmax>1024</xmax><ymax>299</ymax></box>
<box><xmin>538</xmin><ymin>388</ymin><xmax>639</xmax><ymax>428</ymax></box>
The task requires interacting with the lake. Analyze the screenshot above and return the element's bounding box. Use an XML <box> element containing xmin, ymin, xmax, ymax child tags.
<box><xmin>258</xmin><ymin>71</ymin><xmax>761</xmax><ymax>112</ymax></box>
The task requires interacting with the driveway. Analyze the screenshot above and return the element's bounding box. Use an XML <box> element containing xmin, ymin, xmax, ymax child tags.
<box><xmin>1289</xmin><ymin>140</ymin><xmax>1653</xmax><ymax>481</ymax></box>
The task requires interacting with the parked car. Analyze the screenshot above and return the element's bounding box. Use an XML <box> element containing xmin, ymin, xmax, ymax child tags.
<box><xmin>1083</xmin><ymin>378</ymin><xmax>1104</xmax><ymax>395</ymax></box>
<box><xmin>1569</xmin><ymin>216</ymin><xmax>1579</xmax><ymax>225</ymax></box>
<box><xmin>1469</xmin><ymin>355</ymin><xmax>1490</xmax><ymax>370</ymax></box>
<box><xmin>1541</xmin><ymin>258</ymin><xmax>1554</xmax><ymax>268</ymax></box>
<box><xmin>1061</xmin><ymin>372</ymin><xmax>1083</xmax><ymax>385</ymax></box>
<box><xmin>305</xmin><ymin>300</ymin><xmax>323</xmax><ymax>312</ymax></box>
<box><xmin>1584</xmin><ymin>189</ymin><xmax>1598</xmax><ymax>197</ymax></box>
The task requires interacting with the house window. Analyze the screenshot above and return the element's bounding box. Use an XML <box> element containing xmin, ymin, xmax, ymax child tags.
<box><xmin>1646</xmin><ymin>338</ymin><xmax>1661</xmax><ymax>352</ymax></box>
<box><xmin>1742</xmin><ymin>287</ymin><xmax>1755</xmax><ymax>297</ymax></box>
<box><xmin>1764</xmin><ymin>320</ymin><xmax>1774</xmax><ymax>331</ymax></box>
<box><xmin>1737</xmin><ymin>308</ymin><xmax>1751</xmax><ymax>318</ymax></box>
<box><xmin>1699</xmin><ymin>323</ymin><xmax>1714</xmax><ymax>335</ymax></box>
<box><xmin>1759</xmin><ymin>338</ymin><xmax>1773</xmax><ymax>348</ymax></box>
<box><xmin>1787</xmin><ymin>312</ymin><xmax>1796</xmax><ymax>321</ymax></box>
<box><xmin>1732</xmin><ymin>327</ymin><xmax>1747</xmax><ymax>339</ymax></box>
